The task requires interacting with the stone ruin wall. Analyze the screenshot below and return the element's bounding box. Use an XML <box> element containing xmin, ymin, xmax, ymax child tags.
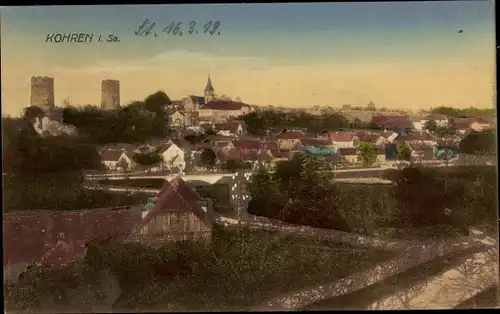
<box><xmin>30</xmin><ymin>76</ymin><xmax>55</xmax><ymax>113</ymax></box>
<box><xmin>101</xmin><ymin>80</ymin><xmax>121</xmax><ymax>110</ymax></box>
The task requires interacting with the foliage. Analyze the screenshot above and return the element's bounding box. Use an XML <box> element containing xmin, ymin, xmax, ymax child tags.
<box><xmin>3</xmin><ymin>173</ymin><xmax>147</xmax><ymax>212</ymax></box>
<box><xmin>2</xmin><ymin>121</ymin><xmax>103</xmax><ymax>174</ymax></box>
<box><xmin>5</xmin><ymin>229</ymin><xmax>389</xmax><ymax>312</ymax></box>
<box><xmin>23</xmin><ymin>106</ymin><xmax>45</xmax><ymax>121</ymax></box>
<box><xmin>459</xmin><ymin>130</ymin><xmax>495</xmax><ymax>156</ymax></box>
<box><xmin>357</xmin><ymin>141</ymin><xmax>378</xmax><ymax>166</ymax></box>
<box><xmin>200</xmin><ymin>148</ymin><xmax>217</xmax><ymax>169</ymax></box>
<box><xmin>397</xmin><ymin>142</ymin><xmax>412</xmax><ymax>161</ymax></box>
<box><xmin>222</xmin><ymin>160</ymin><xmax>252</xmax><ymax>171</ymax></box>
<box><xmin>430</xmin><ymin>106</ymin><xmax>495</xmax><ymax>120</ymax></box>
<box><xmin>133</xmin><ymin>152</ymin><xmax>163</xmax><ymax>166</ymax></box>
<box><xmin>62</xmin><ymin>91</ymin><xmax>172</xmax><ymax>144</ymax></box>
<box><xmin>423</xmin><ymin>120</ymin><xmax>437</xmax><ymax>132</ymax></box>
<box><xmin>236</xmin><ymin>109</ymin><xmax>352</xmax><ymax>136</ymax></box>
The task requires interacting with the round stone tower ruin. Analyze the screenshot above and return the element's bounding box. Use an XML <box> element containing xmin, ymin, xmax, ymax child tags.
<box><xmin>30</xmin><ymin>76</ymin><xmax>55</xmax><ymax>113</ymax></box>
<box><xmin>101</xmin><ymin>79</ymin><xmax>121</xmax><ymax>110</ymax></box>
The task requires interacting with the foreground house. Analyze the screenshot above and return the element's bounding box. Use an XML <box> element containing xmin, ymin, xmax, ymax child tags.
<box><xmin>3</xmin><ymin>176</ymin><xmax>215</xmax><ymax>283</ymax></box>
<box><xmin>134</xmin><ymin>177</ymin><xmax>215</xmax><ymax>246</ymax></box>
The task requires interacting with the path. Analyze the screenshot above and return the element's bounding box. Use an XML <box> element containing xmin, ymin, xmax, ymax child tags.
<box><xmin>252</xmin><ymin>237</ymin><xmax>493</xmax><ymax>311</ymax></box>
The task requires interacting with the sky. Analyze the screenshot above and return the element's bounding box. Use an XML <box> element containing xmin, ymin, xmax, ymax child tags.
<box><xmin>1</xmin><ymin>2</ymin><xmax>496</xmax><ymax>117</ymax></box>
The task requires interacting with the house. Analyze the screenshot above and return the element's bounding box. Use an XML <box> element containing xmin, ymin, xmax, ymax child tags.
<box><xmin>198</xmin><ymin>100</ymin><xmax>253</xmax><ymax>123</ymax></box>
<box><xmin>134</xmin><ymin>177</ymin><xmax>215</xmax><ymax>245</ymax></box>
<box><xmin>470</xmin><ymin>118</ymin><xmax>491</xmax><ymax>132</ymax></box>
<box><xmin>299</xmin><ymin>138</ymin><xmax>333</xmax><ymax>149</ymax></box>
<box><xmin>406</xmin><ymin>142</ymin><xmax>434</xmax><ymax>161</ymax></box>
<box><xmin>355</xmin><ymin>131</ymin><xmax>386</xmax><ymax>147</ymax></box>
<box><xmin>376</xmin><ymin>148</ymin><xmax>386</xmax><ymax>163</ymax></box>
<box><xmin>395</xmin><ymin>131</ymin><xmax>438</xmax><ymax>146</ymax></box>
<box><xmin>371</xmin><ymin>115</ymin><xmax>413</xmax><ymax>133</ymax></box>
<box><xmin>452</xmin><ymin>118</ymin><xmax>490</xmax><ymax>134</ymax></box>
<box><xmin>421</xmin><ymin>114</ymin><xmax>450</xmax><ymax>129</ymax></box>
<box><xmin>232</xmin><ymin>139</ymin><xmax>262</xmax><ymax>150</ymax></box>
<box><xmin>277</xmin><ymin>131</ymin><xmax>306</xmax><ymax>150</ymax></box>
<box><xmin>328</xmin><ymin>132</ymin><xmax>356</xmax><ymax>148</ymax></box>
<box><xmin>338</xmin><ymin>148</ymin><xmax>358</xmax><ymax>164</ymax></box>
<box><xmin>214</xmin><ymin>121</ymin><xmax>246</xmax><ymax>137</ymax></box>
<box><xmin>156</xmin><ymin>142</ymin><xmax>186</xmax><ymax>172</ymax></box>
<box><xmin>170</xmin><ymin>110</ymin><xmax>187</xmax><ymax>128</ymax></box>
<box><xmin>100</xmin><ymin>149</ymin><xmax>135</xmax><ymax>171</ymax></box>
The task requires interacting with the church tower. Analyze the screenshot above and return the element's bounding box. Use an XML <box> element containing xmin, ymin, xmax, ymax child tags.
<box><xmin>204</xmin><ymin>74</ymin><xmax>215</xmax><ymax>103</ymax></box>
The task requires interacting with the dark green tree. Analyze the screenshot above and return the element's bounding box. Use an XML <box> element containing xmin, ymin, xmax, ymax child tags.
<box><xmin>397</xmin><ymin>142</ymin><xmax>412</xmax><ymax>161</ymax></box>
<box><xmin>133</xmin><ymin>152</ymin><xmax>163</xmax><ymax>166</ymax></box>
<box><xmin>357</xmin><ymin>141</ymin><xmax>378</xmax><ymax>166</ymax></box>
<box><xmin>200</xmin><ymin>148</ymin><xmax>217</xmax><ymax>169</ymax></box>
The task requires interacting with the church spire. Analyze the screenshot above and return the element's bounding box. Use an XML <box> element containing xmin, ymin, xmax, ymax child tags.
<box><xmin>204</xmin><ymin>74</ymin><xmax>215</xmax><ymax>94</ymax></box>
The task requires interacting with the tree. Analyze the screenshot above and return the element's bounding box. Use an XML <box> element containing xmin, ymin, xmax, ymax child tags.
<box><xmin>235</xmin><ymin>97</ymin><xmax>242</xmax><ymax>102</ymax></box>
<box><xmin>459</xmin><ymin>130</ymin><xmax>495</xmax><ymax>157</ymax></box>
<box><xmin>200</xmin><ymin>148</ymin><xmax>217</xmax><ymax>170</ymax></box>
<box><xmin>219</xmin><ymin>95</ymin><xmax>232</xmax><ymax>101</ymax></box>
<box><xmin>357</xmin><ymin>141</ymin><xmax>377</xmax><ymax>166</ymax></box>
<box><xmin>223</xmin><ymin>160</ymin><xmax>251</xmax><ymax>172</ymax></box>
<box><xmin>23</xmin><ymin>106</ymin><xmax>44</xmax><ymax>121</ymax></box>
<box><xmin>423</xmin><ymin>120</ymin><xmax>438</xmax><ymax>132</ymax></box>
<box><xmin>133</xmin><ymin>152</ymin><xmax>163</xmax><ymax>166</ymax></box>
<box><xmin>397</xmin><ymin>142</ymin><xmax>412</xmax><ymax>161</ymax></box>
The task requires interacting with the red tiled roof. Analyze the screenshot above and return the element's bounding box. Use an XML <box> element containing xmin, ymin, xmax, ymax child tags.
<box><xmin>140</xmin><ymin>177</ymin><xmax>213</xmax><ymax>231</ymax></box>
<box><xmin>3</xmin><ymin>207</ymin><xmax>141</xmax><ymax>268</ymax></box>
<box><xmin>372</xmin><ymin>115</ymin><xmax>413</xmax><ymax>129</ymax></box>
<box><xmin>203</xmin><ymin>100</ymin><xmax>245</xmax><ymax>111</ymax></box>
<box><xmin>233</xmin><ymin>139</ymin><xmax>261</xmax><ymax>150</ymax></box>
<box><xmin>277</xmin><ymin>131</ymin><xmax>306</xmax><ymax>140</ymax></box>
<box><xmin>328</xmin><ymin>132</ymin><xmax>354</xmax><ymax>142</ymax></box>
<box><xmin>260</xmin><ymin>141</ymin><xmax>279</xmax><ymax>150</ymax></box>
<box><xmin>300</xmin><ymin>138</ymin><xmax>332</xmax><ymax>147</ymax></box>
<box><xmin>452</xmin><ymin>118</ymin><xmax>473</xmax><ymax>130</ymax></box>
<box><xmin>237</xmin><ymin>148</ymin><xmax>260</xmax><ymax>161</ymax></box>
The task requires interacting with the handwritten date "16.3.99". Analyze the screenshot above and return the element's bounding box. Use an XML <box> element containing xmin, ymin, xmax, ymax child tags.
<box><xmin>135</xmin><ymin>19</ymin><xmax>221</xmax><ymax>37</ymax></box>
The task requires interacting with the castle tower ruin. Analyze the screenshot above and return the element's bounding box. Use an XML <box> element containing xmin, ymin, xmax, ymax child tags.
<box><xmin>30</xmin><ymin>76</ymin><xmax>55</xmax><ymax>113</ymax></box>
<box><xmin>101</xmin><ymin>79</ymin><xmax>121</xmax><ymax>110</ymax></box>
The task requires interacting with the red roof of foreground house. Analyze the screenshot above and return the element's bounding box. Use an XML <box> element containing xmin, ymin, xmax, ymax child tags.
<box><xmin>139</xmin><ymin>177</ymin><xmax>214</xmax><ymax>231</ymax></box>
<box><xmin>3</xmin><ymin>207</ymin><xmax>142</xmax><ymax>268</ymax></box>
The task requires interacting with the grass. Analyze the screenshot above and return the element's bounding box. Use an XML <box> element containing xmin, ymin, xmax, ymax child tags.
<box><xmin>302</xmin><ymin>246</ymin><xmax>492</xmax><ymax>311</ymax></box>
<box><xmin>112</xmin><ymin>228</ymin><xmax>394</xmax><ymax>312</ymax></box>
